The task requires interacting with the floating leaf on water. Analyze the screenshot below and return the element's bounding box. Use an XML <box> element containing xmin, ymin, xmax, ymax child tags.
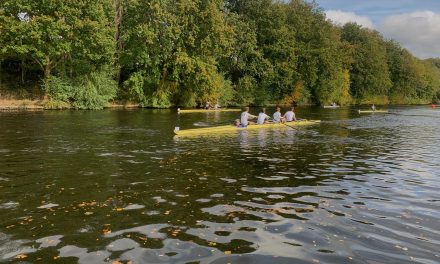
<box><xmin>15</xmin><ymin>254</ymin><xmax>27</xmax><ymax>260</ymax></box>
<box><xmin>78</xmin><ymin>201</ymin><xmax>97</xmax><ymax>207</ymax></box>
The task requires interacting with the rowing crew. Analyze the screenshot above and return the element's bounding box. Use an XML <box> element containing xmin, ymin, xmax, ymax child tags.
<box><xmin>235</xmin><ymin>107</ymin><xmax>297</xmax><ymax>127</ymax></box>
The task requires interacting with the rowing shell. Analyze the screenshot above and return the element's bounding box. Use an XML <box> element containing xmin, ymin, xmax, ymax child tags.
<box><xmin>323</xmin><ymin>105</ymin><xmax>340</xmax><ymax>109</ymax></box>
<box><xmin>177</xmin><ymin>108</ymin><xmax>241</xmax><ymax>113</ymax></box>
<box><xmin>358</xmin><ymin>110</ymin><xmax>388</xmax><ymax>113</ymax></box>
<box><xmin>174</xmin><ymin>120</ymin><xmax>321</xmax><ymax>136</ymax></box>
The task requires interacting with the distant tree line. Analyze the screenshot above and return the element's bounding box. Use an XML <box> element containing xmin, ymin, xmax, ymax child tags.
<box><xmin>1</xmin><ymin>0</ymin><xmax>439</xmax><ymax>109</ymax></box>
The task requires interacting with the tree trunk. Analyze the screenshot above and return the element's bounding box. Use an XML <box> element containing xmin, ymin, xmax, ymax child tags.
<box><xmin>21</xmin><ymin>59</ymin><xmax>25</xmax><ymax>84</ymax></box>
<box><xmin>113</xmin><ymin>0</ymin><xmax>123</xmax><ymax>85</ymax></box>
<box><xmin>43</xmin><ymin>57</ymin><xmax>52</xmax><ymax>100</ymax></box>
<box><xmin>0</xmin><ymin>59</ymin><xmax>2</xmax><ymax>91</ymax></box>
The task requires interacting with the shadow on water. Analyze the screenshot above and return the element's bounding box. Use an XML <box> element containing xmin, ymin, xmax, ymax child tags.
<box><xmin>0</xmin><ymin>106</ymin><xmax>440</xmax><ymax>263</ymax></box>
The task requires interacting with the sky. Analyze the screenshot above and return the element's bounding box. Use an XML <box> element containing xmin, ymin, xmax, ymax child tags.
<box><xmin>307</xmin><ymin>0</ymin><xmax>440</xmax><ymax>59</ymax></box>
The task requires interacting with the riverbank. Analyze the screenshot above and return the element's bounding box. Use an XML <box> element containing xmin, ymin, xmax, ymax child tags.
<box><xmin>0</xmin><ymin>99</ymin><xmax>140</xmax><ymax>111</ymax></box>
<box><xmin>0</xmin><ymin>98</ymin><xmax>436</xmax><ymax>111</ymax></box>
<box><xmin>0</xmin><ymin>99</ymin><xmax>44</xmax><ymax>110</ymax></box>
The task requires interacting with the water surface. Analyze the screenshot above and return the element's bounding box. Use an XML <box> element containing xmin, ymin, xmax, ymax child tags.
<box><xmin>0</xmin><ymin>106</ymin><xmax>439</xmax><ymax>263</ymax></box>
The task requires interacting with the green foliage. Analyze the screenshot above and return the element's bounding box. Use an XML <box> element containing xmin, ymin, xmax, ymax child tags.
<box><xmin>341</xmin><ymin>23</ymin><xmax>392</xmax><ymax>102</ymax></box>
<box><xmin>45</xmin><ymin>76</ymin><xmax>74</xmax><ymax>102</ymax></box>
<box><xmin>0</xmin><ymin>0</ymin><xmax>115</xmax><ymax>88</ymax></box>
<box><xmin>124</xmin><ymin>70</ymin><xmax>175</xmax><ymax>108</ymax></box>
<box><xmin>45</xmin><ymin>70</ymin><xmax>117</xmax><ymax>109</ymax></box>
<box><xmin>124</xmin><ymin>71</ymin><xmax>147</xmax><ymax>105</ymax></box>
<box><xmin>1</xmin><ymin>0</ymin><xmax>439</xmax><ymax>106</ymax></box>
<box><xmin>235</xmin><ymin>76</ymin><xmax>256</xmax><ymax>105</ymax></box>
<box><xmin>385</xmin><ymin>41</ymin><xmax>439</xmax><ymax>104</ymax></box>
<box><xmin>72</xmin><ymin>70</ymin><xmax>118</xmax><ymax>110</ymax></box>
<box><xmin>44</xmin><ymin>100</ymin><xmax>71</xmax><ymax>110</ymax></box>
<box><xmin>119</xmin><ymin>0</ymin><xmax>234</xmax><ymax>107</ymax></box>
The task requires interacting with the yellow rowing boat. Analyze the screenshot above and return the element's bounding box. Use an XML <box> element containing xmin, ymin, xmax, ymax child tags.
<box><xmin>358</xmin><ymin>110</ymin><xmax>388</xmax><ymax>113</ymax></box>
<box><xmin>177</xmin><ymin>108</ymin><xmax>241</xmax><ymax>113</ymax></box>
<box><xmin>174</xmin><ymin>120</ymin><xmax>321</xmax><ymax>136</ymax></box>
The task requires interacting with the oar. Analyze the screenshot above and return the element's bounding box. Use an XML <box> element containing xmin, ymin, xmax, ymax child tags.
<box><xmin>282</xmin><ymin>122</ymin><xmax>296</xmax><ymax>129</ymax></box>
<box><xmin>281</xmin><ymin>119</ymin><xmax>306</xmax><ymax>129</ymax></box>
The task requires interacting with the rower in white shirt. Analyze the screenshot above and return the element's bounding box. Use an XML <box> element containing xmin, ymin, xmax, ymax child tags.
<box><xmin>273</xmin><ymin>107</ymin><xmax>285</xmax><ymax>123</ymax></box>
<box><xmin>240</xmin><ymin>107</ymin><xmax>257</xmax><ymax>127</ymax></box>
<box><xmin>257</xmin><ymin>108</ymin><xmax>270</xmax><ymax>124</ymax></box>
<box><xmin>283</xmin><ymin>107</ymin><xmax>297</xmax><ymax>122</ymax></box>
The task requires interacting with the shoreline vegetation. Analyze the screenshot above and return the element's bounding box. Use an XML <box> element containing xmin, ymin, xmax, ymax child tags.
<box><xmin>1</xmin><ymin>0</ymin><xmax>439</xmax><ymax>110</ymax></box>
<box><xmin>0</xmin><ymin>98</ymin><xmax>435</xmax><ymax>111</ymax></box>
<box><xmin>0</xmin><ymin>98</ymin><xmax>141</xmax><ymax>111</ymax></box>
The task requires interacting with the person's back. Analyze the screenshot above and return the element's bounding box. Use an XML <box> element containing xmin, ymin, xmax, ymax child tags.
<box><xmin>284</xmin><ymin>107</ymin><xmax>296</xmax><ymax>122</ymax></box>
<box><xmin>273</xmin><ymin>107</ymin><xmax>282</xmax><ymax>123</ymax></box>
<box><xmin>257</xmin><ymin>108</ymin><xmax>270</xmax><ymax>124</ymax></box>
<box><xmin>240</xmin><ymin>111</ymin><xmax>249</xmax><ymax>126</ymax></box>
<box><xmin>240</xmin><ymin>107</ymin><xmax>256</xmax><ymax>126</ymax></box>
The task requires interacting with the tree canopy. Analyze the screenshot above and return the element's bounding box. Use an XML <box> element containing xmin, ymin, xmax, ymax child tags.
<box><xmin>1</xmin><ymin>0</ymin><xmax>439</xmax><ymax>109</ymax></box>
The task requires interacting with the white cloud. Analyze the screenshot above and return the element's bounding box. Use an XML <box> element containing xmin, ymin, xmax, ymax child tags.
<box><xmin>325</xmin><ymin>10</ymin><xmax>375</xmax><ymax>29</ymax></box>
<box><xmin>380</xmin><ymin>11</ymin><xmax>440</xmax><ymax>59</ymax></box>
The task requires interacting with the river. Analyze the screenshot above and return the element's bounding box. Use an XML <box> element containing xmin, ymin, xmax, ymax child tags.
<box><xmin>0</xmin><ymin>106</ymin><xmax>439</xmax><ymax>263</ymax></box>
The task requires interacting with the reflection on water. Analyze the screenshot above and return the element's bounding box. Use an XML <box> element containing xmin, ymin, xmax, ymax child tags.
<box><xmin>0</xmin><ymin>107</ymin><xmax>439</xmax><ymax>263</ymax></box>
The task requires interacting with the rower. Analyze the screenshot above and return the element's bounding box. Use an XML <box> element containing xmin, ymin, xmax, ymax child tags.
<box><xmin>257</xmin><ymin>108</ymin><xmax>270</xmax><ymax>124</ymax></box>
<box><xmin>283</xmin><ymin>107</ymin><xmax>297</xmax><ymax>122</ymax></box>
<box><xmin>240</xmin><ymin>107</ymin><xmax>256</xmax><ymax>127</ymax></box>
<box><xmin>371</xmin><ymin>104</ymin><xmax>376</xmax><ymax>111</ymax></box>
<box><xmin>273</xmin><ymin>107</ymin><xmax>285</xmax><ymax>123</ymax></box>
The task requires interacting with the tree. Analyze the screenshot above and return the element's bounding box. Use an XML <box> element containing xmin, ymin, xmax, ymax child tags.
<box><xmin>121</xmin><ymin>0</ymin><xmax>234</xmax><ymax>107</ymax></box>
<box><xmin>285</xmin><ymin>0</ymin><xmax>352</xmax><ymax>105</ymax></box>
<box><xmin>0</xmin><ymin>0</ymin><xmax>115</xmax><ymax>88</ymax></box>
<box><xmin>342</xmin><ymin>23</ymin><xmax>392</xmax><ymax>103</ymax></box>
